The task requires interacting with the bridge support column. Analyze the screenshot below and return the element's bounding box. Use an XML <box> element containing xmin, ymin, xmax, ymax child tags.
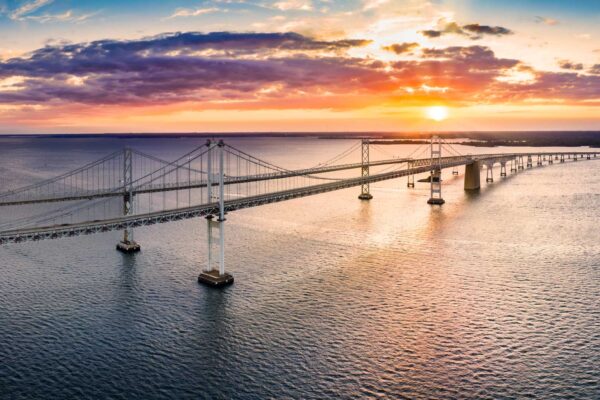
<box><xmin>537</xmin><ymin>155</ymin><xmax>542</xmax><ymax>166</ymax></box>
<box><xmin>427</xmin><ymin>136</ymin><xmax>444</xmax><ymax>205</ymax></box>
<box><xmin>500</xmin><ymin>162</ymin><xmax>507</xmax><ymax>177</ymax></box>
<box><xmin>510</xmin><ymin>158</ymin><xmax>517</xmax><ymax>173</ymax></box>
<box><xmin>518</xmin><ymin>156</ymin><xmax>524</xmax><ymax>170</ymax></box>
<box><xmin>560</xmin><ymin>154</ymin><xmax>565</xmax><ymax>163</ymax></box>
<box><xmin>407</xmin><ymin>160</ymin><xmax>415</xmax><ymax>188</ymax></box>
<box><xmin>199</xmin><ymin>140</ymin><xmax>233</xmax><ymax>287</ymax></box>
<box><xmin>526</xmin><ymin>155</ymin><xmax>533</xmax><ymax>168</ymax></box>
<box><xmin>486</xmin><ymin>163</ymin><xmax>494</xmax><ymax>182</ymax></box>
<box><xmin>587</xmin><ymin>154</ymin><xmax>591</xmax><ymax>160</ymax></box>
<box><xmin>117</xmin><ymin>148</ymin><xmax>140</xmax><ymax>253</ymax></box>
<box><xmin>464</xmin><ymin>160</ymin><xmax>481</xmax><ymax>190</ymax></box>
<box><xmin>574</xmin><ymin>154</ymin><xmax>578</xmax><ymax>161</ymax></box>
<box><xmin>548</xmin><ymin>155</ymin><xmax>553</xmax><ymax>164</ymax></box>
<box><xmin>452</xmin><ymin>166</ymin><xmax>459</xmax><ymax>175</ymax></box>
<box><xmin>358</xmin><ymin>139</ymin><xmax>373</xmax><ymax>200</ymax></box>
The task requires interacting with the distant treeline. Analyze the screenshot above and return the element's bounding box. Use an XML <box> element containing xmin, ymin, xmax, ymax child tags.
<box><xmin>328</xmin><ymin>131</ymin><xmax>600</xmax><ymax>147</ymax></box>
<box><xmin>2</xmin><ymin>131</ymin><xmax>600</xmax><ymax>147</ymax></box>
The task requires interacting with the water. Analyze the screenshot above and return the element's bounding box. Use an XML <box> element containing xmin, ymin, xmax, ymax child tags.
<box><xmin>0</xmin><ymin>137</ymin><xmax>599</xmax><ymax>399</ymax></box>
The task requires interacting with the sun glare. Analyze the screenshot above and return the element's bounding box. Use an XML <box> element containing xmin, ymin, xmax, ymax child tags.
<box><xmin>426</xmin><ymin>106</ymin><xmax>449</xmax><ymax>121</ymax></box>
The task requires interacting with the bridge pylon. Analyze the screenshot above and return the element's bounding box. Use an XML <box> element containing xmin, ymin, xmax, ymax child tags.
<box><xmin>427</xmin><ymin>136</ymin><xmax>444</xmax><ymax>205</ymax></box>
<box><xmin>117</xmin><ymin>148</ymin><xmax>141</xmax><ymax>253</ymax></box>
<box><xmin>199</xmin><ymin>140</ymin><xmax>234</xmax><ymax>287</ymax></box>
<box><xmin>358</xmin><ymin>139</ymin><xmax>373</xmax><ymax>200</ymax></box>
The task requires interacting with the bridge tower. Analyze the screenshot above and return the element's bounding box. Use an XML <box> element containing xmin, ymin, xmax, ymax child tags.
<box><xmin>199</xmin><ymin>140</ymin><xmax>234</xmax><ymax>287</ymax></box>
<box><xmin>116</xmin><ymin>148</ymin><xmax>141</xmax><ymax>253</ymax></box>
<box><xmin>358</xmin><ymin>139</ymin><xmax>373</xmax><ymax>200</ymax></box>
<box><xmin>427</xmin><ymin>136</ymin><xmax>445</xmax><ymax>205</ymax></box>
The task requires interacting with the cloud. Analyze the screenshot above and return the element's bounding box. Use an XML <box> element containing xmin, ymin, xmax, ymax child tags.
<box><xmin>534</xmin><ymin>16</ymin><xmax>559</xmax><ymax>26</ymax></box>
<box><xmin>589</xmin><ymin>64</ymin><xmax>600</xmax><ymax>75</ymax></box>
<box><xmin>462</xmin><ymin>24</ymin><xmax>512</xmax><ymax>37</ymax></box>
<box><xmin>363</xmin><ymin>0</ymin><xmax>391</xmax><ymax>11</ymax></box>
<box><xmin>421</xmin><ymin>21</ymin><xmax>513</xmax><ymax>40</ymax></box>
<box><xmin>0</xmin><ymin>32</ymin><xmax>376</xmax><ymax>107</ymax></box>
<box><xmin>558</xmin><ymin>60</ymin><xmax>583</xmax><ymax>71</ymax></box>
<box><xmin>167</xmin><ymin>7</ymin><xmax>219</xmax><ymax>19</ymax></box>
<box><xmin>421</xmin><ymin>30</ymin><xmax>442</xmax><ymax>38</ymax></box>
<box><xmin>20</xmin><ymin>9</ymin><xmax>98</xmax><ymax>23</ymax></box>
<box><xmin>382</xmin><ymin>42</ymin><xmax>419</xmax><ymax>54</ymax></box>
<box><xmin>272</xmin><ymin>0</ymin><xmax>313</xmax><ymax>11</ymax></box>
<box><xmin>0</xmin><ymin>31</ymin><xmax>599</xmax><ymax>114</ymax></box>
<box><xmin>9</xmin><ymin>0</ymin><xmax>53</xmax><ymax>20</ymax></box>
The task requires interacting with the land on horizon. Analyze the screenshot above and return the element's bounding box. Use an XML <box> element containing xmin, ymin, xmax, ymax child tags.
<box><xmin>3</xmin><ymin>131</ymin><xmax>600</xmax><ymax>147</ymax></box>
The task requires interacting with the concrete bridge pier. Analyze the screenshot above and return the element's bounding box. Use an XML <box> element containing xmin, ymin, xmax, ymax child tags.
<box><xmin>407</xmin><ymin>160</ymin><xmax>415</xmax><ymax>188</ymax></box>
<box><xmin>510</xmin><ymin>159</ymin><xmax>517</xmax><ymax>173</ymax></box>
<box><xmin>560</xmin><ymin>154</ymin><xmax>565</xmax><ymax>163</ymax></box>
<box><xmin>574</xmin><ymin>154</ymin><xmax>578</xmax><ymax>161</ymax></box>
<box><xmin>485</xmin><ymin>163</ymin><xmax>494</xmax><ymax>182</ymax></box>
<box><xmin>464</xmin><ymin>161</ymin><xmax>481</xmax><ymax>190</ymax></box>
<box><xmin>527</xmin><ymin>155</ymin><xmax>533</xmax><ymax>168</ymax></box>
<box><xmin>500</xmin><ymin>162</ymin><xmax>507</xmax><ymax>177</ymax></box>
<box><xmin>537</xmin><ymin>155</ymin><xmax>542</xmax><ymax>166</ymax></box>
<box><xmin>587</xmin><ymin>154</ymin><xmax>591</xmax><ymax>160</ymax></box>
<box><xmin>198</xmin><ymin>140</ymin><xmax>234</xmax><ymax>287</ymax></box>
<box><xmin>518</xmin><ymin>156</ymin><xmax>525</xmax><ymax>170</ymax></box>
<box><xmin>117</xmin><ymin>148</ymin><xmax>140</xmax><ymax>254</ymax></box>
<box><xmin>548</xmin><ymin>155</ymin><xmax>554</xmax><ymax>164</ymax></box>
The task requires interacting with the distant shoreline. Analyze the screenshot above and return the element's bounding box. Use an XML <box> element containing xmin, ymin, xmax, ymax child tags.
<box><xmin>1</xmin><ymin>131</ymin><xmax>600</xmax><ymax>147</ymax></box>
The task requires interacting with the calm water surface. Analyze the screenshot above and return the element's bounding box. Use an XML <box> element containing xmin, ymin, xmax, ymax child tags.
<box><xmin>0</xmin><ymin>137</ymin><xmax>599</xmax><ymax>399</ymax></box>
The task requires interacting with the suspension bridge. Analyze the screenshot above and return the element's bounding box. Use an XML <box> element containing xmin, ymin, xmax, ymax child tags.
<box><xmin>0</xmin><ymin>137</ymin><xmax>597</xmax><ymax>286</ymax></box>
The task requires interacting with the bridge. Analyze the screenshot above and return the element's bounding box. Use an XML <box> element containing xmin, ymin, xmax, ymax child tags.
<box><xmin>0</xmin><ymin>137</ymin><xmax>597</xmax><ymax>286</ymax></box>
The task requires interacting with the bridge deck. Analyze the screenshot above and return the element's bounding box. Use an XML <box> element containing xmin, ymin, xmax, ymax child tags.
<box><xmin>2</xmin><ymin>152</ymin><xmax>597</xmax><ymax>244</ymax></box>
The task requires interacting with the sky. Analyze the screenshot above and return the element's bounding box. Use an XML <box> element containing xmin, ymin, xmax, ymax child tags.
<box><xmin>0</xmin><ymin>0</ymin><xmax>599</xmax><ymax>133</ymax></box>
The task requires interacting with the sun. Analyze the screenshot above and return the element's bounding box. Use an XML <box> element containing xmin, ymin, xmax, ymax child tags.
<box><xmin>426</xmin><ymin>106</ymin><xmax>449</xmax><ymax>122</ymax></box>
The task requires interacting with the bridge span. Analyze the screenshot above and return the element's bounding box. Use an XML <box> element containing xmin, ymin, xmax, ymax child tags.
<box><xmin>0</xmin><ymin>137</ymin><xmax>597</xmax><ymax>286</ymax></box>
